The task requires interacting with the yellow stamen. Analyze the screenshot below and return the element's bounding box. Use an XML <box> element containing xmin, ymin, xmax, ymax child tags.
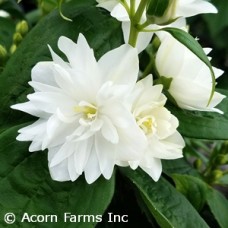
<box><xmin>137</xmin><ymin>116</ymin><xmax>155</xmax><ymax>135</ymax></box>
<box><xmin>74</xmin><ymin>105</ymin><xmax>97</xmax><ymax>119</ymax></box>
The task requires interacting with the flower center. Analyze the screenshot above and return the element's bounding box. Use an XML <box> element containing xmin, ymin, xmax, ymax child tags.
<box><xmin>137</xmin><ymin>116</ymin><xmax>157</xmax><ymax>135</ymax></box>
<box><xmin>74</xmin><ymin>102</ymin><xmax>97</xmax><ymax>121</ymax></box>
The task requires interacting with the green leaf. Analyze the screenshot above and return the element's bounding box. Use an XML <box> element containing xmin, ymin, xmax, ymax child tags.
<box><xmin>167</xmin><ymin>88</ymin><xmax>228</xmax><ymax>139</ymax></box>
<box><xmin>58</xmin><ymin>0</ymin><xmax>72</xmax><ymax>21</ymax></box>
<box><xmin>0</xmin><ymin>17</ymin><xmax>15</xmax><ymax>50</ymax></box>
<box><xmin>206</xmin><ymin>189</ymin><xmax>228</xmax><ymax>228</ymax></box>
<box><xmin>147</xmin><ymin>0</ymin><xmax>169</xmax><ymax>17</ymax></box>
<box><xmin>172</xmin><ymin>174</ymin><xmax>208</xmax><ymax>211</ymax></box>
<box><xmin>0</xmin><ymin>0</ymin><xmax>123</xmax><ymax>131</ymax></box>
<box><xmin>203</xmin><ymin>0</ymin><xmax>228</xmax><ymax>42</ymax></box>
<box><xmin>120</xmin><ymin>168</ymin><xmax>209</xmax><ymax>228</ymax></box>
<box><xmin>162</xmin><ymin>158</ymin><xmax>200</xmax><ymax>177</ymax></box>
<box><xmin>161</xmin><ymin>27</ymin><xmax>215</xmax><ymax>106</ymax></box>
<box><xmin>0</xmin><ymin>124</ymin><xmax>115</xmax><ymax>228</ymax></box>
<box><xmin>171</xmin><ymin>174</ymin><xmax>228</xmax><ymax>228</ymax></box>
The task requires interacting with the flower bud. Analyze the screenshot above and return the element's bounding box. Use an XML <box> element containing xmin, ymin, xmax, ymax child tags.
<box><xmin>10</xmin><ymin>44</ymin><xmax>17</xmax><ymax>54</ymax></box>
<box><xmin>146</xmin><ymin>0</ymin><xmax>178</xmax><ymax>25</ymax></box>
<box><xmin>211</xmin><ymin>170</ymin><xmax>223</xmax><ymax>181</ymax></box>
<box><xmin>0</xmin><ymin>45</ymin><xmax>7</xmax><ymax>60</ymax></box>
<box><xmin>13</xmin><ymin>32</ymin><xmax>23</xmax><ymax>45</ymax></box>
<box><xmin>193</xmin><ymin>158</ymin><xmax>202</xmax><ymax>170</ymax></box>
<box><xmin>16</xmin><ymin>20</ymin><xmax>29</xmax><ymax>36</ymax></box>
<box><xmin>217</xmin><ymin>154</ymin><xmax>228</xmax><ymax>165</ymax></box>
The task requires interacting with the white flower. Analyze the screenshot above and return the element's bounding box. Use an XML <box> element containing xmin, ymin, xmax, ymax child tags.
<box><xmin>119</xmin><ymin>75</ymin><xmax>185</xmax><ymax>181</ymax></box>
<box><xmin>11</xmin><ymin>34</ymin><xmax>147</xmax><ymax>184</ymax></box>
<box><xmin>155</xmin><ymin>33</ymin><xmax>225</xmax><ymax>113</ymax></box>
<box><xmin>96</xmin><ymin>0</ymin><xmax>217</xmax><ymax>52</ymax></box>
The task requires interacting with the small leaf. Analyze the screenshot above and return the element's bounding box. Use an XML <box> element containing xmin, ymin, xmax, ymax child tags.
<box><xmin>161</xmin><ymin>27</ymin><xmax>215</xmax><ymax>106</ymax></box>
<box><xmin>120</xmin><ymin>168</ymin><xmax>209</xmax><ymax>228</ymax></box>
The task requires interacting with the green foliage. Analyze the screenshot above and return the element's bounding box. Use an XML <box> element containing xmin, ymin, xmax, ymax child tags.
<box><xmin>203</xmin><ymin>0</ymin><xmax>228</xmax><ymax>50</ymax></box>
<box><xmin>147</xmin><ymin>0</ymin><xmax>169</xmax><ymax>17</ymax></box>
<box><xmin>120</xmin><ymin>167</ymin><xmax>209</xmax><ymax>228</ymax></box>
<box><xmin>172</xmin><ymin>174</ymin><xmax>228</xmax><ymax>228</ymax></box>
<box><xmin>162</xmin><ymin>158</ymin><xmax>200</xmax><ymax>177</ymax></box>
<box><xmin>0</xmin><ymin>17</ymin><xmax>15</xmax><ymax>50</ymax></box>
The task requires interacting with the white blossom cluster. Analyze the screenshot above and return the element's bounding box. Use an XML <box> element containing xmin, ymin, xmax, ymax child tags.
<box><xmin>12</xmin><ymin>0</ymin><xmax>225</xmax><ymax>184</ymax></box>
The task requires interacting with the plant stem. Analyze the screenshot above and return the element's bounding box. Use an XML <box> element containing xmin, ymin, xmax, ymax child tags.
<box><xmin>130</xmin><ymin>0</ymin><xmax>136</xmax><ymax>15</ymax></box>
<box><xmin>137</xmin><ymin>20</ymin><xmax>151</xmax><ymax>30</ymax></box>
<box><xmin>128</xmin><ymin>0</ymin><xmax>149</xmax><ymax>47</ymax></box>
<box><xmin>134</xmin><ymin>0</ymin><xmax>148</xmax><ymax>23</ymax></box>
<box><xmin>128</xmin><ymin>22</ymin><xmax>139</xmax><ymax>47</ymax></box>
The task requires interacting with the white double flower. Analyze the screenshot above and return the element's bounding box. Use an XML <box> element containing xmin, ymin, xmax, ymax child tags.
<box><xmin>12</xmin><ymin>34</ymin><xmax>184</xmax><ymax>183</ymax></box>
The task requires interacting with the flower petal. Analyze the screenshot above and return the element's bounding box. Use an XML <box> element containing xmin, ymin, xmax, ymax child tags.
<box><xmin>95</xmin><ymin>133</ymin><xmax>115</xmax><ymax>178</ymax></box>
<box><xmin>176</xmin><ymin>0</ymin><xmax>218</xmax><ymax>17</ymax></box>
<box><xmin>98</xmin><ymin>43</ymin><xmax>139</xmax><ymax>88</ymax></box>
<box><xmin>48</xmin><ymin>146</ymin><xmax>71</xmax><ymax>181</ymax></box>
<box><xmin>31</xmin><ymin>62</ymin><xmax>58</xmax><ymax>87</ymax></box>
<box><xmin>140</xmin><ymin>158</ymin><xmax>162</xmax><ymax>182</ymax></box>
<box><xmin>84</xmin><ymin>146</ymin><xmax>102</xmax><ymax>184</ymax></box>
<box><xmin>11</xmin><ymin>102</ymin><xmax>49</xmax><ymax>119</ymax></box>
<box><xmin>101</xmin><ymin>116</ymin><xmax>119</xmax><ymax>144</ymax></box>
<box><xmin>111</xmin><ymin>3</ymin><xmax>129</xmax><ymax>21</ymax></box>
